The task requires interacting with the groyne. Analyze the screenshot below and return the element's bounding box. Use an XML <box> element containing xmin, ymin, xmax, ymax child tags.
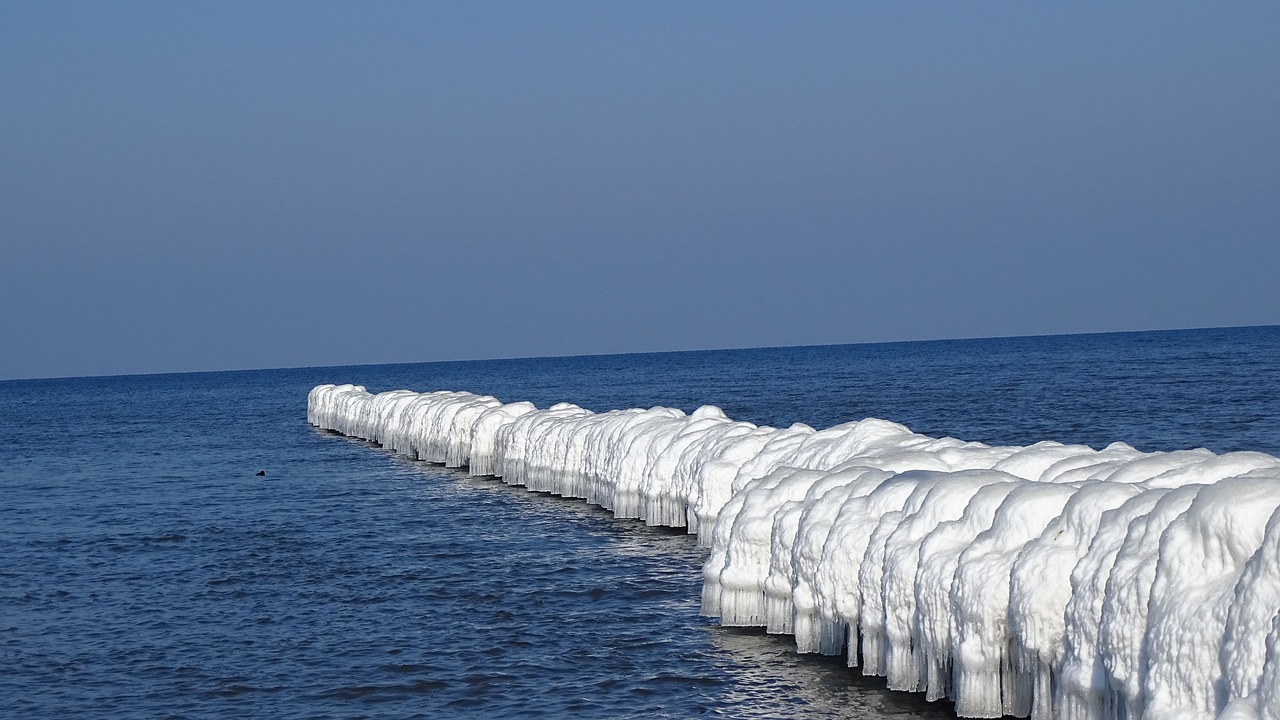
<box><xmin>308</xmin><ymin>383</ymin><xmax>1280</xmax><ymax>720</ymax></box>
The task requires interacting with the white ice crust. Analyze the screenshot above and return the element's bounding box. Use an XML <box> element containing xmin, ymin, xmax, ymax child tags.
<box><xmin>308</xmin><ymin>384</ymin><xmax>1280</xmax><ymax>719</ymax></box>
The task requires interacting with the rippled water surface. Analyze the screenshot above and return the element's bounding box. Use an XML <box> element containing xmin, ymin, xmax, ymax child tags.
<box><xmin>3</xmin><ymin>327</ymin><xmax>1278</xmax><ymax>718</ymax></box>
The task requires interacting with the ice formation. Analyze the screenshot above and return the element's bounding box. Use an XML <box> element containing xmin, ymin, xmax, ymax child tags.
<box><xmin>308</xmin><ymin>384</ymin><xmax>1280</xmax><ymax>719</ymax></box>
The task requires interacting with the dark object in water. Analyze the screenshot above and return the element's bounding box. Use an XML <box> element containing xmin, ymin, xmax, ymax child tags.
<box><xmin>255</xmin><ymin>470</ymin><xmax>266</xmax><ymax>476</ymax></box>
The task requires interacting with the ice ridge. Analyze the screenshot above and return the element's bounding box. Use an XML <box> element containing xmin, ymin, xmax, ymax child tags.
<box><xmin>308</xmin><ymin>384</ymin><xmax>1280</xmax><ymax>720</ymax></box>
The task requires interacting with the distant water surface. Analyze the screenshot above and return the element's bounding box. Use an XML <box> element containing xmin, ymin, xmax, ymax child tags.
<box><xmin>2</xmin><ymin>326</ymin><xmax>1278</xmax><ymax>718</ymax></box>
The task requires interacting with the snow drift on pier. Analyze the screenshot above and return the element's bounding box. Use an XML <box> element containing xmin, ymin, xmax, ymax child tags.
<box><xmin>308</xmin><ymin>383</ymin><xmax>1280</xmax><ymax>720</ymax></box>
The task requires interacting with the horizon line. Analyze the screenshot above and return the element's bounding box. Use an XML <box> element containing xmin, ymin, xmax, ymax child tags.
<box><xmin>4</xmin><ymin>322</ymin><xmax>1276</xmax><ymax>385</ymax></box>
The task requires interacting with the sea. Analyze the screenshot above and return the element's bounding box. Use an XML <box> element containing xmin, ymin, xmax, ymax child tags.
<box><xmin>3</xmin><ymin>326</ymin><xmax>1278</xmax><ymax>719</ymax></box>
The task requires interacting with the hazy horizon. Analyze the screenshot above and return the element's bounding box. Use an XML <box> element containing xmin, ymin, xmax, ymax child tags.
<box><xmin>4</xmin><ymin>322</ymin><xmax>1274</xmax><ymax>383</ymax></box>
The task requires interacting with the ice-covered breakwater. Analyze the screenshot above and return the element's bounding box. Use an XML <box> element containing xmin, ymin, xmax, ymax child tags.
<box><xmin>308</xmin><ymin>383</ymin><xmax>1280</xmax><ymax>720</ymax></box>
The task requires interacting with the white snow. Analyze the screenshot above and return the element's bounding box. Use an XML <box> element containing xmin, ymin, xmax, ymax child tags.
<box><xmin>308</xmin><ymin>384</ymin><xmax>1280</xmax><ymax>719</ymax></box>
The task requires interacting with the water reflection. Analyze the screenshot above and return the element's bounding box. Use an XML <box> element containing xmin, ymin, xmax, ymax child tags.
<box><xmin>707</xmin><ymin>626</ymin><xmax>957</xmax><ymax>719</ymax></box>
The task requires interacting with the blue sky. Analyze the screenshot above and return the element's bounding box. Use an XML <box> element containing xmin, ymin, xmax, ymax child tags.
<box><xmin>3</xmin><ymin>2</ymin><xmax>1278</xmax><ymax>379</ymax></box>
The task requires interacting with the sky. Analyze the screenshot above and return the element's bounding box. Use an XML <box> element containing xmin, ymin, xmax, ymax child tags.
<box><xmin>2</xmin><ymin>2</ymin><xmax>1278</xmax><ymax>380</ymax></box>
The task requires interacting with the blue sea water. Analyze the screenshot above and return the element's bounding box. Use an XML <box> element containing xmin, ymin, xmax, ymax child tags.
<box><xmin>2</xmin><ymin>326</ymin><xmax>1278</xmax><ymax>719</ymax></box>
